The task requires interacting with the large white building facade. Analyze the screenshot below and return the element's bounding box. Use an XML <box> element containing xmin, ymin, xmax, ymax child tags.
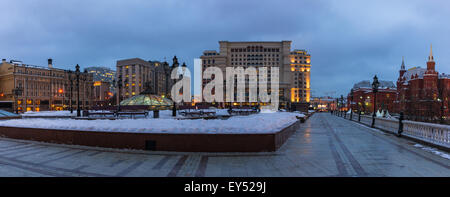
<box><xmin>200</xmin><ymin>41</ymin><xmax>311</xmax><ymax>109</ymax></box>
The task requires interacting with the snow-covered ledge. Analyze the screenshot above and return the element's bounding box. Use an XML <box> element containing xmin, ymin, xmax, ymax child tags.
<box><xmin>0</xmin><ymin>112</ymin><xmax>304</xmax><ymax>152</ymax></box>
<box><xmin>1</xmin><ymin>112</ymin><xmax>298</xmax><ymax>134</ymax></box>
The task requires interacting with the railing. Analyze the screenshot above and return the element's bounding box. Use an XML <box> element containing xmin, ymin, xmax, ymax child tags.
<box><xmin>360</xmin><ymin>115</ymin><xmax>372</xmax><ymax>126</ymax></box>
<box><xmin>374</xmin><ymin>117</ymin><xmax>398</xmax><ymax>133</ymax></box>
<box><xmin>351</xmin><ymin>113</ymin><xmax>358</xmax><ymax>121</ymax></box>
<box><xmin>403</xmin><ymin>120</ymin><xmax>450</xmax><ymax>148</ymax></box>
<box><xmin>332</xmin><ymin>111</ymin><xmax>450</xmax><ymax>149</ymax></box>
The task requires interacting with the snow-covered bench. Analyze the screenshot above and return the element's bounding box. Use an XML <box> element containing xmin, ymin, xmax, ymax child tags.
<box><xmin>115</xmin><ymin>111</ymin><xmax>149</xmax><ymax>118</ymax></box>
<box><xmin>178</xmin><ymin>106</ymin><xmax>216</xmax><ymax>117</ymax></box>
<box><xmin>228</xmin><ymin>106</ymin><xmax>260</xmax><ymax>116</ymax></box>
<box><xmin>85</xmin><ymin>111</ymin><xmax>115</xmax><ymax>117</ymax></box>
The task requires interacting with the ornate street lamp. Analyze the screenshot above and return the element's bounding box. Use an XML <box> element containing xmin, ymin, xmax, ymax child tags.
<box><xmin>438</xmin><ymin>80</ymin><xmax>445</xmax><ymax>124</ymax></box>
<box><xmin>335</xmin><ymin>98</ymin><xmax>339</xmax><ymax>116</ymax></box>
<box><xmin>163</xmin><ymin>61</ymin><xmax>171</xmax><ymax>97</ymax></box>
<box><xmin>67</xmin><ymin>70</ymin><xmax>74</xmax><ymax>113</ymax></box>
<box><xmin>350</xmin><ymin>89</ymin><xmax>354</xmax><ymax>120</ymax></box>
<box><xmin>113</xmin><ymin>75</ymin><xmax>123</xmax><ymax>112</ymax></box>
<box><xmin>340</xmin><ymin>95</ymin><xmax>345</xmax><ymax>118</ymax></box>
<box><xmin>75</xmin><ymin>64</ymin><xmax>81</xmax><ymax>117</ymax></box>
<box><xmin>171</xmin><ymin>56</ymin><xmax>179</xmax><ymax>117</ymax></box>
<box><xmin>13</xmin><ymin>86</ymin><xmax>23</xmax><ymax>114</ymax></box>
<box><xmin>371</xmin><ymin>75</ymin><xmax>380</xmax><ymax>128</ymax></box>
<box><xmin>82</xmin><ymin>70</ymin><xmax>88</xmax><ymax>111</ymax></box>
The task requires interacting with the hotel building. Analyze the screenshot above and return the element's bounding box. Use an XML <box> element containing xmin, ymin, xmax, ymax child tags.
<box><xmin>115</xmin><ymin>58</ymin><xmax>172</xmax><ymax>101</ymax></box>
<box><xmin>200</xmin><ymin>41</ymin><xmax>311</xmax><ymax>109</ymax></box>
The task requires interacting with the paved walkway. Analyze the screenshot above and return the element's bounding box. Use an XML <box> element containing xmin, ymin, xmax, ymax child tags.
<box><xmin>0</xmin><ymin>113</ymin><xmax>449</xmax><ymax>177</ymax></box>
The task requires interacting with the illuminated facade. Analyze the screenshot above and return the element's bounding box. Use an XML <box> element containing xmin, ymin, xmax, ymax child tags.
<box><xmin>200</xmin><ymin>41</ymin><xmax>311</xmax><ymax>108</ymax></box>
<box><xmin>85</xmin><ymin>66</ymin><xmax>115</xmax><ymax>83</ymax></box>
<box><xmin>116</xmin><ymin>58</ymin><xmax>172</xmax><ymax>101</ymax></box>
<box><xmin>348</xmin><ymin>80</ymin><xmax>397</xmax><ymax>114</ymax></box>
<box><xmin>395</xmin><ymin>46</ymin><xmax>450</xmax><ymax>121</ymax></box>
<box><xmin>310</xmin><ymin>97</ymin><xmax>335</xmax><ymax>111</ymax></box>
<box><xmin>92</xmin><ymin>81</ymin><xmax>113</xmax><ymax>106</ymax></box>
<box><xmin>0</xmin><ymin>58</ymin><xmax>94</xmax><ymax>112</ymax></box>
<box><xmin>289</xmin><ymin>49</ymin><xmax>311</xmax><ymax>103</ymax></box>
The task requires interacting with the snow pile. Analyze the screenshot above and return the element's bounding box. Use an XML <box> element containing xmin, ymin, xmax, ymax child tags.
<box><xmin>413</xmin><ymin>144</ymin><xmax>450</xmax><ymax>160</ymax></box>
<box><xmin>22</xmin><ymin>110</ymin><xmax>75</xmax><ymax>117</ymax></box>
<box><xmin>0</xmin><ymin>112</ymin><xmax>299</xmax><ymax>134</ymax></box>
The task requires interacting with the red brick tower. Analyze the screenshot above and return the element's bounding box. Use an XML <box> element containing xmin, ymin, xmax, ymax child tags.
<box><xmin>423</xmin><ymin>44</ymin><xmax>439</xmax><ymax>118</ymax></box>
<box><xmin>396</xmin><ymin>57</ymin><xmax>407</xmax><ymax>113</ymax></box>
<box><xmin>399</xmin><ymin>56</ymin><xmax>406</xmax><ymax>79</ymax></box>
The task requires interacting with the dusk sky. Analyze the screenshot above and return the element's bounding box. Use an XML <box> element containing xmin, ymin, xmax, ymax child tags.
<box><xmin>1</xmin><ymin>0</ymin><xmax>449</xmax><ymax>97</ymax></box>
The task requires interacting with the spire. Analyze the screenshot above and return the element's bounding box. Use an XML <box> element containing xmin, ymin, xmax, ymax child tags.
<box><xmin>401</xmin><ymin>56</ymin><xmax>405</xmax><ymax>70</ymax></box>
<box><xmin>428</xmin><ymin>44</ymin><xmax>434</xmax><ymax>62</ymax></box>
<box><xmin>172</xmin><ymin>55</ymin><xmax>179</xmax><ymax>68</ymax></box>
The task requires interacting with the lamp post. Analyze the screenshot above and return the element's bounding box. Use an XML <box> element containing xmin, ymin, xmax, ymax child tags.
<box><xmin>350</xmin><ymin>89</ymin><xmax>354</xmax><ymax>120</ymax></box>
<box><xmin>113</xmin><ymin>75</ymin><xmax>123</xmax><ymax>112</ymax></box>
<box><xmin>163</xmin><ymin>62</ymin><xmax>170</xmax><ymax>97</ymax></box>
<box><xmin>68</xmin><ymin>70</ymin><xmax>74</xmax><ymax>113</ymax></box>
<box><xmin>334</xmin><ymin>98</ymin><xmax>339</xmax><ymax>116</ymax></box>
<box><xmin>82</xmin><ymin>70</ymin><xmax>88</xmax><ymax>111</ymax></box>
<box><xmin>171</xmin><ymin>56</ymin><xmax>179</xmax><ymax>117</ymax></box>
<box><xmin>341</xmin><ymin>95</ymin><xmax>345</xmax><ymax>118</ymax></box>
<box><xmin>13</xmin><ymin>87</ymin><xmax>23</xmax><ymax>114</ymax></box>
<box><xmin>371</xmin><ymin>75</ymin><xmax>380</xmax><ymax>128</ymax></box>
<box><xmin>75</xmin><ymin>64</ymin><xmax>81</xmax><ymax>117</ymax></box>
<box><xmin>438</xmin><ymin>81</ymin><xmax>445</xmax><ymax>124</ymax></box>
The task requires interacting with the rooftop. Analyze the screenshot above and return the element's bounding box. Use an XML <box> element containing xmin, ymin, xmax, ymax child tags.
<box><xmin>353</xmin><ymin>80</ymin><xmax>396</xmax><ymax>90</ymax></box>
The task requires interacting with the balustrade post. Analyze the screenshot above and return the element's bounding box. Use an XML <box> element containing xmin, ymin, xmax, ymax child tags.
<box><xmin>398</xmin><ymin>112</ymin><xmax>404</xmax><ymax>137</ymax></box>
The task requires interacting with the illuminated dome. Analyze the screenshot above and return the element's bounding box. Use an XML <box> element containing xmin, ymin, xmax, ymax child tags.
<box><xmin>120</xmin><ymin>94</ymin><xmax>173</xmax><ymax>107</ymax></box>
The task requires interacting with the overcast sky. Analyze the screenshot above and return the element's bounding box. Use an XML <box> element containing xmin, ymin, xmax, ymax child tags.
<box><xmin>1</xmin><ymin>0</ymin><xmax>449</xmax><ymax>97</ymax></box>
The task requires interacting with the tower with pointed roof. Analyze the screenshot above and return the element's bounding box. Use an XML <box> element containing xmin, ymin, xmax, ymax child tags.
<box><xmin>423</xmin><ymin>44</ymin><xmax>439</xmax><ymax>104</ymax></box>
<box><xmin>399</xmin><ymin>56</ymin><xmax>406</xmax><ymax>78</ymax></box>
<box><xmin>426</xmin><ymin>44</ymin><xmax>436</xmax><ymax>72</ymax></box>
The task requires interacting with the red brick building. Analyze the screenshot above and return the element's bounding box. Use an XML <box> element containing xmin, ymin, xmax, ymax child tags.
<box><xmin>348</xmin><ymin>80</ymin><xmax>397</xmax><ymax>114</ymax></box>
<box><xmin>396</xmin><ymin>46</ymin><xmax>450</xmax><ymax>121</ymax></box>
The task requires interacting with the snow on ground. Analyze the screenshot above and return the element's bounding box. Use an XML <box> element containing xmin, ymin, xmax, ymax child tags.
<box><xmin>413</xmin><ymin>144</ymin><xmax>450</xmax><ymax>160</ymax></box>
<box><xmin>21</xmin><ymin>109</ymin><xmax>230</xmax><ymax>119</ymax></box>
<box><xmin>0</xmin><ymin>111</ymin><xmax>300</xmax><ymax>134</ymax></box>
<box><xmin>21</xmin><ymin>110</ymin><xmax>75</xmax><ymax>117</ymax></box>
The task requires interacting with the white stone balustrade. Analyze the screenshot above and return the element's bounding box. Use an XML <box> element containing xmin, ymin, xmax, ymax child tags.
<box><xmin>360</xmin><ymin>115</ymin><xmax>372</xmax><ymax>125</ymax></box>
<box><xmin>402</xmin><ymin>120</ymin><xmax>450</xmax><ymax>148</ymax></box>
<box><xmin>335</xmin><ymin>112</ymin><xmax>450</xmax><ymax>148</ymax></box>
<box><xmin>373</xmin><ymin>117</ymin><xmax>398</xmax><ymax>133</ymax></box>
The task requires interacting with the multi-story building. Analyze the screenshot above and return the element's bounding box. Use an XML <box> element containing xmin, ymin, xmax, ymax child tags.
<box><xmin>0</xmin><ymin>58</ymin><xmax>94</xmax><ymax>112</ymax></box>
<box><xmin>310</xmin><ymin>96</ymin><xmax>335</xmax><ymax>112</ymax></box>
<box><xmin>348</xmin><ymin>80</ymin><xmax>397</xmax><ymax>114</ymax></box>
<box><xmin>200</xmin><ymin>41</ymin><xmax>311</xmax><ymax>109</ymax></box>
<box><xmin>115</xmin><ymin>58</ymin><xmax>172</xmax><ymax>101</ymax></box>
<box><xmin>92</xmin><ymin>81</ymin><xmax>113</xmax><ymax>106</ymax></box>
<box><xmin>396</xmin><ymin>46</ymin><xmax>450</xmax><ymax>121</ymax></box>
<box><xmin>85</xmin><ymin>66</ymin><xmax>115</xmax><ymax>83</ymax></box>
<box><xmin>85</xmin><ymin>67</ymin><xmax>115</xmax><ymax>106</ymax></box>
